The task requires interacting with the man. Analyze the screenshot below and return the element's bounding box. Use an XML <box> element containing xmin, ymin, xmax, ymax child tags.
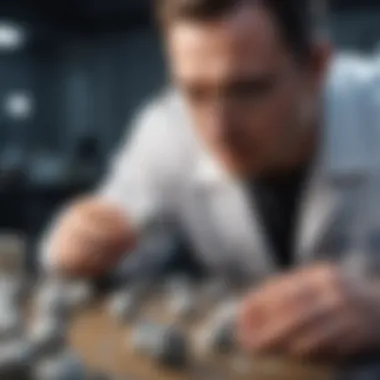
<box><xmin>43</xmin><ymin>0</ymin><xmax>380</xmax><ymax>369</ymax></box>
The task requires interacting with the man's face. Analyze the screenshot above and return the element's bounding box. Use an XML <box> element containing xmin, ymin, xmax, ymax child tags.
<box><xmin>167</xmin><ymin>5</ymin><xmax>329</xmax><ymax>177</ymax></box>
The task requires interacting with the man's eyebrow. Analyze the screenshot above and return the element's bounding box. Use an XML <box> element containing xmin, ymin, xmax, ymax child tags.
<box><xmin>227</xmin><ymin>72</ymin><xmax>279</xmax><ymax>84</ymax></box>
<box><xmin>223</xmin><ymin>73</ymin><xmax>279</xmax><ymax>91</ymax></box>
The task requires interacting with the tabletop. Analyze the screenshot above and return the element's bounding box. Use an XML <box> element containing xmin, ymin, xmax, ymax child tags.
<box><xmin>69</xmin><ymin>298</ymin><xmax>334</xmax><ymax>380</ymax></box>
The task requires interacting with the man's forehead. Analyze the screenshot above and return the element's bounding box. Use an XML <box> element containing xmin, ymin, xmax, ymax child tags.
<box><xmin>166</xmin><ymin>4</ymin><xmax>291</xmax><ymax>82</ymax></box>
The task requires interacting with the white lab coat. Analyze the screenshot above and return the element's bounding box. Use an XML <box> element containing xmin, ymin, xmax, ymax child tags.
<box><xmin>42</xmin><ymin>52</ymin><xmax>380</xmax><ymax>379</ymax></box>
<box><xmin>99</xmin><ymin>52</ymin><xmax>380</xmax><ymax>284</ymax></box>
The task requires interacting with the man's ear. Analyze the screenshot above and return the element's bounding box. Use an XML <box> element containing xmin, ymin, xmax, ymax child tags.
<box><xmin>297</xmin><ymin>39</ymin><xmax>333</xmax><ymax>128</ymax></box>
<box><xmin>311</xmin><ymin>39</ymin><xmax>334</xmax><ymax>86</ymax></box>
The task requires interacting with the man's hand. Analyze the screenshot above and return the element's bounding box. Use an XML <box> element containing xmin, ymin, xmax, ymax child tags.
<box><xmin>48</xmin><ymin>197</ymin><xmax>136</xmax><ymax>278</ymax></box>
<box><xmin>238</xmin><ymin>263</ymin><xmax>380</xmax><ymax>360</ymax></box>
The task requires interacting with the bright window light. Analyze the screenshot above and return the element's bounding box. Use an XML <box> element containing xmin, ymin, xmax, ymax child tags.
<box><xmin>3</xmin><ymin>92</ymin><xmax>34</xmax><ymax>121</ymax></box>
<box><xmin>0</xmin><ymin>22</ymin><xmax>25</xmax><ymax>51</ymax></box>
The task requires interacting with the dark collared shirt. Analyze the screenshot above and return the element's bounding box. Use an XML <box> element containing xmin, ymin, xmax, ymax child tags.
<box><xmin>248</xmin><ymin>166</ymin><xmax>309</xmax><ymax>269</ymax></box>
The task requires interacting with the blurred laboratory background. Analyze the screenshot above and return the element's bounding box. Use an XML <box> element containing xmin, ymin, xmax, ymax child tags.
<box><xmin>0</xmin><ymin>0</ymin><xmax>379</xmax><ymax>271</ymax></box>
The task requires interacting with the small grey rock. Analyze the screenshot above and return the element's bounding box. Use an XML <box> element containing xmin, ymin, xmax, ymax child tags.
<box><xmin>0</xmin><ymin>306</ymin><xmax>23</xmax><ymax>341</ymax></box>
<box><xmin>165</xmin><ymin>276</ymin><xmax>191</xmax><ymax>294</ymax></box>
<box><xmin>109</xmin><ymin>292</ymin><xmax>139</xmax><ymax>323</ymax></box>
<box><xmin>0</xmin><ymin>277</ymin><xmax>26</xmax><ymax>305</ymax></box>
<box><xmin>152</xmin><ymin>326</ymin><xmax>189</xmax><ymax>369</ymax></box>
<box><xmin>33</xmin><ymin>351</ymin><xmax>86</xmax><ymax>380</ymax></box>
<box><xmin>0</xmin><ymin>340</ymin><xmax>34</xmax><ymax>377</ymax></box>
<box><xmin>166</xmin><ymin>277</ymin><xmax>197</xmax><ymax>320</ymax></box>
<box><xmin>202</xmin><ymin>280</ymin><xmax>229</xmax><ymax>304</ymax></box>
<box><xmin>131</xmin><ymin>320</ymin><xmax>161</xmax><ymax>355</ymax></box>
<box><xmin>211</xmin><ymin>321</ymin><xmax>236</xmax><ymax>354</ymax></box>
<box><xmin>29</xmin><ymin>318</ymin><xmax>67</xmax><ymax>357</ymax></box>
<box><xmin>196</xmin><ymin>300</ymin><xmax>238</xmax><ymax>355</ymax></box>
<box><xmin>65</xmin><ymin>282</ymin><xmax>93</xmax><ymax>310</ymax></box>
<box><xmin>168</xmin><ymin>293</ymin><xmax>197</xmax><ymax>321</ymax></box>
<box><xmin>34</xmin><ymin>282</ymin><xmax>70</xmax><ymax>321</ymax></box>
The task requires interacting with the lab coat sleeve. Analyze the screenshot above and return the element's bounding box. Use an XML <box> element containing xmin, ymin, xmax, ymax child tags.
<box><xmin>97</xmin><ymin>97</ymin><xmax>179</xmax><ymax>232</ymax></box>
<box><xmin>331</xmin><ymin>53</ymin><xmax>380</xmax><ymax>278</ymax></box>
<box><xmin>40</xmin><ymin>96</ymin><xmax>180</xmax><ymax>272</ymax></box>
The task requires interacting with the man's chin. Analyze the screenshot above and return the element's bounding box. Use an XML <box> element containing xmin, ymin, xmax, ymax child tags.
<box><xmin>219</xmin><ymin>155</ymin><xmax>262</xmax><ymax>180</ymax></box>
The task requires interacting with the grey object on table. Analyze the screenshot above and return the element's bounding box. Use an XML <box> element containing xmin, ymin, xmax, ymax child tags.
<box><xmin>202</xmin><ymin>279</ymin><xmax>230</xmax><ymax>305</ymax></box>
<box><xmin>131</xmin><ymin>322</ymin><xmax>189</xmax><ymax>369</ymax></box>
<box><xmin>0</xmin><ymin>303</ymin><xmax>24</xmax><ymax>341</ymax></box>
<box><xmin>196</xmin><ymin>299</ymin><xmax>238</xmax><ymax>356</ymax></box>
<box><xmin>29</xmin><ymin>317</ymin><xmax>68</xmax><ymax>357</ymax></box>
<box><xmin>168</xmin><ymin>291</ymin><xmax>197</xmax><ymax>321</ymax></box>
<box><xmin>34</xmin><ymin>280</ymin><xmax>71</xmax><ymax>321</ymax></box>
<box><xmin>335</xmin><ymin>361</ymin><xmax>380</xmax><ymax>380</ymax></box>
<box><xmin>166</xmin><ymin>276</ymin><xmax>197</xmax><ymax>321</ymax></box>
<box><xmin>0</xmin><ymin>233</ymin><xmax>26</xmax><ymax>276</ymax></box>
<box><xmin>0</xmin><ymin>340</ymin><xmax>34</xmax><ymax>378</ymax></box>
<box><xmin>165</xmin><ymin>276</ymin><xmax>195</xmax><ymax>296</ymax></box>
<box><xmin>210</xmin><ymin>320</ymin><xmax>236</xmax><ymax>355</ymax></box>
<box><xmin>0</xmin><ymin>277</ymin><xmax>27</xmax><ymax>343</ymax></box>
<box><xmin>131</xmin><ymin>320</ymin><xmax>161</xmax><ymax>355</ymax></box>
<box><xmin>64</xmin><ymin>281</ymin><xmax>94</xmax><ymax>311</ymax></box>
<box><xmin>109</xmin><ymin>280</ymin><xmax>153</xmax><ymax>322</ymax></box>
<box><xmin>109</xmin><ymin>291</ymin><xmax>140</xmax><ymax>323</ymax></box>
<box><xmin>151</xmin><ymin>326</ymin><xmax>189</xmax><ymax>369</ymax></box>
<box><xmin>0</xmin><ymin>276</ymin><xmax>27</xmax><ymax>304</ymax></box>
<box><xmin>33</xmin><ymin>351</ymin><xmax>87</xmax><ymax>380</ymax></box>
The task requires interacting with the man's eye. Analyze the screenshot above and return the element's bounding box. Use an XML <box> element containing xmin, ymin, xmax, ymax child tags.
<box><xmin>187</xmin><ymin>88</ymin><xmax>208</xmax><ymax>103</ymax></box>
<box><xmin>229</xmin><ymin>79</ymin><xmax>276</xmax><ymax>99</ymax></box>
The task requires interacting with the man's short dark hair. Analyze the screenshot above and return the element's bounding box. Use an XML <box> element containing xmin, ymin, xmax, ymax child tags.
<box><xmin>156</xmin><ymin>0</ymin><xmax>327</xmax><ymax>61</ymax></box>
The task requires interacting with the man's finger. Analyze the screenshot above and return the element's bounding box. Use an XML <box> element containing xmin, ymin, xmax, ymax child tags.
<box><xmin>289</xmin><ymin>314</ymin><xmax>354</xmax><ymax>359</ymax></box>
<box><xmin>239</xmin><ymin>273</ymin><xmax>322</xmax><ymax>347</ymax></box>
<box><xmin>248</xmin><ymin>287</ymin><xmax>343</xmax><ymax>353</ymax></box>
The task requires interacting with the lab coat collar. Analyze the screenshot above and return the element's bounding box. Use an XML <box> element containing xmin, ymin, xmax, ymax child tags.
<box><xmin>294</xmin><ymin>86</ymin><xmax>371</xmax><ymax>263</ymax></box>
<box><xmin>192</xmin><ymin>86</ymin><xmax>371</xmax><ymax>189</ymax></box>
<box><xmin>190</xmin><ymin>86</ymin><xmax>371</xmax><ymax>271</ymax></box>
<box><xmin>193</xmin><ymin>148</ymin><xmax>230</xmax><ymax>188</ymax></box>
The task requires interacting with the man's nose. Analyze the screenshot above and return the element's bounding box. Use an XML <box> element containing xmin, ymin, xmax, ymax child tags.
<box><xmin>206</xmin><ymin>101</ymin><xmax>236</xmax><ymax>141</ymax></box>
